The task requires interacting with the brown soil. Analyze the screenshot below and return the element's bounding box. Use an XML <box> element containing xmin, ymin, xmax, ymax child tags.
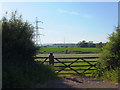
<box><xmin>31</xmin><ymin>76</ymin><xmax>119</xmax><ymax>89</ymax></box>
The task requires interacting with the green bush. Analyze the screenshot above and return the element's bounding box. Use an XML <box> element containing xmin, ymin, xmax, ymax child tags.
<box><xmin>2</xmin><ymin>11</ymin><xmax>38</xmax><ymax>64</ymax></box>
<box><xmin>94</xmin><ymin>26</ymin><xmax>120</xmax><ymax>83</ymax></box>
<box><xmin>103</xmin><ymin>68</ymin><xmax>119</xmax><ymax>83</ymax></box>
<box><xmin>3</xmin><ymin>62</ymin><xmax>57</xmax><ymax>88</ymax></box>
<box><xmin>2</xmin><ymin>11</ymin><xmax>58</xmax><ymax>88</ymax></box>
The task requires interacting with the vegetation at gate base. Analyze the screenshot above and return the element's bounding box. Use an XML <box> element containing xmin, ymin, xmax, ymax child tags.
<box><xmin>93</xmin><ymin>26</ymin><xmax>120</xmax><ymax>83</ymax></box>
<box><xmin>2</xmin><ymin>11</ymin><xmax>57</xmax><ymax>88</ymax></box>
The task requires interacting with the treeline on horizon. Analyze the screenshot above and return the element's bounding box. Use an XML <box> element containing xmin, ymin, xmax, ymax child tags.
<box><xmin>76</xmin><ymin>40</ymin><xmax>105</xmax><ymax>48</ymax></box>
<box><xmin>49</xmin><ymin>40</ymin><xmax>105</xmax><ymax>48</ymax></box>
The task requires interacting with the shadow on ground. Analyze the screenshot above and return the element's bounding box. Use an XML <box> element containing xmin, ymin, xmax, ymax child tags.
<box><xmin>29</xmin><ymin>76</ymin><xmax>118</xmax><ymax>90</ymax></box>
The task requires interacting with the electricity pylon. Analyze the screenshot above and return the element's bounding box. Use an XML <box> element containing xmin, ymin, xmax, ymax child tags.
<box><xmin>33</xmin><ymin>17</ymin><xmax>44</xmax><ymax>46</ymax></box>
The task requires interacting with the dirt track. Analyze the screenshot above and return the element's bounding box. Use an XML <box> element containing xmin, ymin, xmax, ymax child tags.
<box><xmin>31</xmin><ymin>76</ymin><xmax>119</xmax><ymax>89</ymax></box>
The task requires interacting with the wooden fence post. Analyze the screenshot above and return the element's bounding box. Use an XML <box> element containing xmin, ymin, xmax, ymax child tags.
<box><xmin>49</xmin><ymin>53</ymin><xmax>54</xmax><ymax>65</ymax></box>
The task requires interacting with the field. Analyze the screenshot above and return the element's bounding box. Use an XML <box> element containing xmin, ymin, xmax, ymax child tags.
<box><xmin>36</xmin><ymin>47</ymin><xmax>100</xmax><ymax>77</ymax></box>
<box><xmin>39</xmin><ymin>47</ymin><xmax>101</xmax><ymax>54</ymax></box>
<box><xmin>35</xmin><ymin>53</ymin><xmax>99</xmax><ymax>77</ymax></box>
<box><xmin>36</xmin><ymin>53</ymin><xmax>99</xmax><ymax>57</ymax></box>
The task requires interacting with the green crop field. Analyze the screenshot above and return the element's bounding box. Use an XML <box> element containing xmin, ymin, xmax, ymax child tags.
<box><xmin>39</xmin><ymin>47</ymin><xmax>101</xmax><ymax>54</ymax></box>
<box><xmin>36</xmin><ymin>53</ymin><xmax>99</xmax><ymax>57</ymax></box>
<box><xmin>35</xmin><ymin>54</ymin><xmax>99</xmax><ymax>77</ymax></box>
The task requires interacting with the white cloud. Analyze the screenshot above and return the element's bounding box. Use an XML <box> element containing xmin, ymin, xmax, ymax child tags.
<box><xmin>58</xmin><ymin>9</ymin><xmax>93</xmax><ymax>19</ymax></box>
<box><xmin>59</xmin><ymin>10</ymin><xmax>80</xmax><ymax>15</ymax></box>
<box><xmin>83</xmin><ymin>14</ymin><xmax>92</xmax><ymax>19</ymax></box>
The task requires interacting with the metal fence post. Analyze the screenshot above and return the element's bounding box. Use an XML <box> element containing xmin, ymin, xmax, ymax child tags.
<box><xmin>49</xmin><ymin>53</ymin><xmax>54</xmax><ymax>65</ymax></box>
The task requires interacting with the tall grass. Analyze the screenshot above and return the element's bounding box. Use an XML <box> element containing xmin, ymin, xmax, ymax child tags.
<box><xmin>93</xmin><ymin>67</ymin><xmax>119</xmax><ymax>83</ymax></box>
<box><xmin>102</xmin><ymin>69</ymin><xmax>119</xmax><ymax>83</ymax></box>
<box><xmin>92</xmin><ymin>59</ymin><xmax>119</xmax><ymax>83</ymax></box>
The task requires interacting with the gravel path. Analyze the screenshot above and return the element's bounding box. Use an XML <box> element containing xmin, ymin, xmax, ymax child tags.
<box><xmin>31</xmin><ymin>76</ymin><xmax>119</xmax><ymax>88</ymax></box>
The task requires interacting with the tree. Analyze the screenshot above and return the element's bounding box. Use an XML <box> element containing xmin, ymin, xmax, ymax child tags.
<box><xmin>88</xmin><ymin>41</ymin><xmax>96</xmax><ymax>47</ymax></box>
<box><xmin>2</xmin><ymin>11</ymin><xmax>38</xmax><ymax>64</ymax></box>
<box><xmin>77</xmin><ymin>40</ymin><xmax>96</xmax><ymax>47</ymax></box>
<box><xmin>2</xmin><ymin>11</ymin><xmax>58</xmax><ymax>88</ymax></box>
<box><xmin>77</xmin><ymin>40</ymin><xmax>88</xmax><ymax>47</ymax></box>
<box><xmin>96</xmin><ymin>42</ymin><xmax>105</xmax><ymax>48</ymax></box>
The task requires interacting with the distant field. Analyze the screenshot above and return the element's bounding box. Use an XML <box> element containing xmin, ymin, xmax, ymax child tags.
<box><xmin>35</xmin><ymin>54</ymin><xmax>99</xmax><ymax>77</ymax></box>
<box><xmin>39</xmin><ymin>47</ymin><xmax>101</xmax><ymax>54</ymax></box>
<box><xmin>36</xmin><ymin>53</ymin><xmax>99</xmax><ymax>57</ymax></box>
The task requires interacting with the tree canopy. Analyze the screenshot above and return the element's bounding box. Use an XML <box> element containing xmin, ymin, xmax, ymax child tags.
<box><xmin>2</xmin><ymin>11</ymin><xmax>38</xmax><ymax>64</ymax></box>
<box><xmin>77</xmin><ymin>40</ymin><xmax>96</xmax><ymax>47</ymax></box>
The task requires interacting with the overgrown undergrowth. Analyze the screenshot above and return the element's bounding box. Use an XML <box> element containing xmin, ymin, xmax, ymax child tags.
<box><xmin>3</xmin><ymin>62</ymin><xmax>58</xmax><ymax>88</ymax></box>
<box><xmin>93</xmin><ymin>67</ymin><xmax>119</xmax><ymax>83</ymax></box>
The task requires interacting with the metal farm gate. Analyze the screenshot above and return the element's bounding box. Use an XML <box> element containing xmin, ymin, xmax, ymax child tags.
<box><xmin>34</xmin><ymin>53</ymin><xmax>98</xmax><ymax>76</ymax></box>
